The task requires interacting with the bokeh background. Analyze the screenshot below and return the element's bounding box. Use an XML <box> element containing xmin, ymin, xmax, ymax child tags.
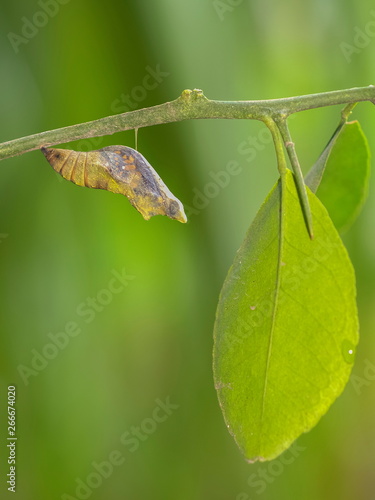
<box><xmin>1</xmin><ymin>1</ymin><xmax>375</xmax><ymax>499</ymax></box>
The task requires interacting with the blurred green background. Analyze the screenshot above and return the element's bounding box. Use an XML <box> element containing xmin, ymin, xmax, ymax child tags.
<box><xmin>1</xmin><ymin>1</ymin><xmax>375</xmax><ymax>499</ymax></box>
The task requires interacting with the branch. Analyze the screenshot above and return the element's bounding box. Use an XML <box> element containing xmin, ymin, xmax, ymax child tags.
<box><xmin>1</xmin><ymin>86</ymin><xmax>374</xmax><ymax>161</ymax></box>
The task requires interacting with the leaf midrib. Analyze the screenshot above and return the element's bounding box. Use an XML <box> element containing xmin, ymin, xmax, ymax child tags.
<box><xmin>259</xmin><ymin>176</ymin><xmax>285</xmax><ymax>452</ymax></box>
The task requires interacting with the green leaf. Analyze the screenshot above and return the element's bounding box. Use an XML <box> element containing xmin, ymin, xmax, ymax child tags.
<box><xmin>213</xmin><ymin>169</ymin><xmax>358</xmax><ymax>462</ymax></box>
<box><xmin>305</xmin><ymin>121</ymin><xmax>370</xmax><ymax>233</ymax></box>
<box><xmin>304</xmin><ymin>111</ymin><xmax>351</xmax><ymax>193</ymax></box>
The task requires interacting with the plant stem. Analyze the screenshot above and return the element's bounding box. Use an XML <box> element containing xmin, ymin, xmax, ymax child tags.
<box><xmin>276</xmin><ymin>118</ymin><xmax>314</xmax><ymax>239</ymax></box>
<box><xmin>0</xmin><ymin>86</ymin><xmax>374</xmax><ymax>161</ymax></box>
<box><xmin>263</xmin><ymin>118</ymin><xmax>287</xmax><ymax>178</ymax></box>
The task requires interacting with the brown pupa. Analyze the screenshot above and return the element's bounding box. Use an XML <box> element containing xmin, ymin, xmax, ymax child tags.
<box><xmin>41</xmin><ymin>145</ymin><xmax>187</xmax><ymax>223</ymax></box>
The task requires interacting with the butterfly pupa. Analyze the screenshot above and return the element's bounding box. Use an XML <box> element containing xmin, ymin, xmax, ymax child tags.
<box><xmin>41</xmin><ymin>145</ymin><xmax>187</xmax><ymax>223</ymax></box>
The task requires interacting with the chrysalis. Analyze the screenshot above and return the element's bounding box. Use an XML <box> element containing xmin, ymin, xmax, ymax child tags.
<box><xmin>41</xmin><ymin>145</ymin><xmax>187</xmax><ymax>223</ymax></box>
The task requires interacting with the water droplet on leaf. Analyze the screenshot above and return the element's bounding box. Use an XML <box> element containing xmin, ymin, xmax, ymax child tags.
<box><xmin>341</xmin><ymin>339</ymin><xmax>356</xmax><ymax>364</ymax></box>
